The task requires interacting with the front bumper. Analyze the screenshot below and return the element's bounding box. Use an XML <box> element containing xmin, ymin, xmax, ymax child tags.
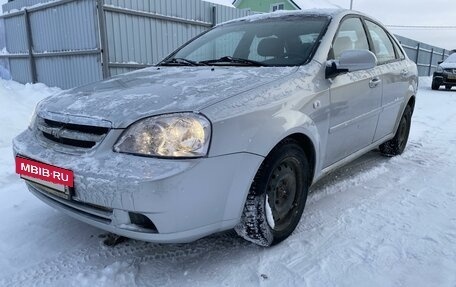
<box><xmin>13</xmin><ymin>129</ymin><xmax>263</xmax><ymax>243</ymax></box>
<box><xmin>433</xmin><ymin>72</ymin><xmax>456</xmax><ymax>86</ymax></box>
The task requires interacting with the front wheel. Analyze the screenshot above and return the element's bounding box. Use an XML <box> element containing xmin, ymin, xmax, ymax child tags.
<box><xmin>379</xmin><ymin>105</ymin><xmax>412</xmax><ymax>156</ymax></box>
<box><xmin>431</xmin><ymin>81</ymin><xmax>439</xmax><ymax>90</ymax></box>
<box><xmin>446</xmin><ymin>85</ymin><xmax>452</xmax><ymax>90</ymax></box>
<box><xmin>235</xmin><ymin>139</ymin><xmax>310</xmax><ymax>247</ymax></box>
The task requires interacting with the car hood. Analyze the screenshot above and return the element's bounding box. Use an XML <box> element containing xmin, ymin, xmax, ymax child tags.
<box><xmin>39</xmin><ymin>66</ymin><xmax>298</xmax><ymax>128</ymax></box>
<box><xmin>440</xmin><ymin>62</ymin><xmax>456</xmax><ymax>69</ymax></box>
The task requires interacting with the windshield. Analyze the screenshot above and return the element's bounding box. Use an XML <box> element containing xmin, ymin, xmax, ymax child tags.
<box><xmin>161</xmin><ymin>15</ymin><xmax>330</xmax><ymax>67</ymax></box>
<box><xmin>445</xmin><ymin>53</ymin><xmax>456</xmax><ymax>63</ymax></box>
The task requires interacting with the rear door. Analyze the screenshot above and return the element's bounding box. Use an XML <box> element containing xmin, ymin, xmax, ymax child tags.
<box><xmin>364</xmin><ymin>20</ymin><xmax>410</xmax><ymax>141</ymax></box>
<box><xmin>324</xmin><ymin>17</ymin><xmax>382</xmax><ymax>168</ymax></box>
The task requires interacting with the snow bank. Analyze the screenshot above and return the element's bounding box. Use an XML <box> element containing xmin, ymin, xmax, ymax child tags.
<box><xmin>0</xmin><ymin>79</ymin><xmax>60</xmax><ymax>181</ymax></box>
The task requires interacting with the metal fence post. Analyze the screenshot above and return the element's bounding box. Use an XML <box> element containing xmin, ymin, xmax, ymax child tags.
<box><xmin>442</xmin><ymin>49</ymin><xmax>446</xmax><ymax>61</ymax></box>
<box><xmin>428</xmin><ymin>48</ymin><xmax>434</xmax><ymax>76</ymax></box>
<box><xmin>96</xmin><ymin>0</ymin><xmax>110</xmax><ymax>79</ymax></box>
<box><xmin>24</xmin><ymin>9</ymin><xmax>37</xmax><ymax>83</ymax></box>
<box><xmin>211</xmin><ymin>5</ymin><xmax>217</xmax><ymax>27</ymax></box>
<box><xmin>415</xmin><ymin>42</ymin><xmax>420</xmax><ymax>64</ymax></box>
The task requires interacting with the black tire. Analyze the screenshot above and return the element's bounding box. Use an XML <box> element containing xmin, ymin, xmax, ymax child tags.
<box><xmin>446</xmin><ymin>85</ymin><xmax>452</xmax><ymax>90</ymax></box>
<box><xmin>379</xmin><ymin>105</ymin><xmax>412</xmax><ymax>156</ymax></box>
<box><xmin>431</xmin><ymin>81</ymin><xmax>439</xmax><ymax>90</ymax></box>
<box><xmin>235</xmin><ymin>139</ymin><xmax>310</xmax><ymax>247</ymax></box>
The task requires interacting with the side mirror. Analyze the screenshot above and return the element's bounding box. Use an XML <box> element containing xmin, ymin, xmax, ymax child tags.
<box><xmin>438</xmin><ymin>61</ymin><xmax>443</xmax><ymax>65</ymax></box>
<box><xmin>325</xmin><ymin>49</ymin><xmax>377</xmax><ymax>78</ymax></box>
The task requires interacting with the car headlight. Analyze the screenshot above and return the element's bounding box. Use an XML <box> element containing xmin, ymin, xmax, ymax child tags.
<box><xmin>114</xmin><ymin>113</ymin><xmax>211</xmax><ymax>158</ymax></box>
<box><xmin>28</xmin><ymin>100</ymin><xmax>44</xmax><ymax>130</ymax></box>
<box><xmin>436</xmin><ymin>65</ymin><xmax>443</xmax><ymax>73</ymax></box>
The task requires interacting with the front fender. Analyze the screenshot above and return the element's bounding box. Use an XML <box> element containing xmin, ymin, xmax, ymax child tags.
<box><xmin>202</xmin><ymin>62</ymin><xmax>329</xmax><ymax>180</ymax></box>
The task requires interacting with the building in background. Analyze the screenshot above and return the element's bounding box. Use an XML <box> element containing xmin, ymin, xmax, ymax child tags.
<box><xmin>233</xmin><ymin>0</ymin><xmax>296</xmax><ymax>12</ymax></box>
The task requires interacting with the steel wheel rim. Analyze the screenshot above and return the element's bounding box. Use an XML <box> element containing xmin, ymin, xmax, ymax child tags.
<box><xmin>397</xmin><ymin>116</ymin><xmax>408</xmax><ymax>150</ymax></box>
<box><xmin>266</xmin><ymin>157</ymin><xmax>301</xmax><ymax>232</ymax></box>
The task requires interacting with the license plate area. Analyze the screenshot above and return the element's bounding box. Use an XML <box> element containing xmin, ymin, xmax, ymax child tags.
<box><xmin>16</xmin><ymin>156</ymin><xmax>74</xmax><ymax>200</ymax></box>
<box><xmin>22</xmin><ymin>175</ymin><xmax>73</xmax><ymax>199</ymax></box>
<box><xmin>448</xmin><ymin>74</ymin><xmax>456</xmax><ymax>80</ymax></box>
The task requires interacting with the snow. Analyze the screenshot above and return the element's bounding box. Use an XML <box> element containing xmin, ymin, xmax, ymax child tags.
<box><xmin>201</xmin><ymin>0</ymin><xmax>339</xmax><ymax>10</ymax></box>
<box><xmin>1</xmin><ymin>77</ymin><xmax>456</xmax><ymax>286</ymax></box>
<box><xmin>1</xmin><ymin>0</ymin><xmax>59</xmax><ymax>14</ymax></box>
<box><xmin>443</xmin><ymin>53</ymin><xmax>456</xmax><ymax>63</ymax></box>
<box><xmin>202</xmin><ymin>0</ymin><xmax>235</xmax><ymax>8</ymax></box>
<box><xmin>292</xmin><ymin>0</ymin><xmax>341</xmax><ymax>9</ymax></box>
<box><xmin>0</xmin><ymin>79</ymin><xmax>60</xmax><ymax>183</ymax></box>
<box><xmin>265</xmin><ymin>195</ymin><xmax>275</xmax><ymax>229</ymax></box>
<box><xmin>220</xmin><ymin>9</ymin><xmax>337</xmax><ymax>26</ymax></box>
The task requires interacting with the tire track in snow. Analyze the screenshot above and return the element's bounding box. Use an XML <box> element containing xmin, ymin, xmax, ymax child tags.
<box><xmin>0</xmin><ymin>231</ymin><xmax>253</xmax><ymax>287</ymax></box>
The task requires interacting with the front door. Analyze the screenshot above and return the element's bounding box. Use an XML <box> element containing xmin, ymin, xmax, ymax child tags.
<box><xmin>324</xmin><ymin>17</ymin><xmax>382</xmax><ymax>167</ymax></box>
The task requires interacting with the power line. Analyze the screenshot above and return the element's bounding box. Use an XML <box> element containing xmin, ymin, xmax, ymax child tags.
<box><xmin>386</xmin><ymin>25</ymin><xmax>456</xmax><ymax>29</ymax></box>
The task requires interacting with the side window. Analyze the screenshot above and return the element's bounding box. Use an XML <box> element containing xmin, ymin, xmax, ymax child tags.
<box><xmin>332</xmin><ymin>17</ymin><xmax>369</xmax><ymax>60</ymax></box>
<box><xmin>391</xmin><ymin>37</ymin><xmax>405</xmax><ymax>59</ymax></box>
<box><xmin>365</xmin><ymin>20</ymin><xmax>396</xmax><ymax>64</ymax></box>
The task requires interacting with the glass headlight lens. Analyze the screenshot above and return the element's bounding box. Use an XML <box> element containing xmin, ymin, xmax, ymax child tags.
<box><xmin>114</xmin><ymin>113</ymin><xmax>211</xmax><ymax>158</ymax></box>
<box><xmin>436</xmin><ymin>65</ymin><xmax>443</xmax><ymax>73</ymax></box>
<box><xmin>28</xmin><ymin>100</ymin><xmax>43</xmax><ymax>130</ymax></box>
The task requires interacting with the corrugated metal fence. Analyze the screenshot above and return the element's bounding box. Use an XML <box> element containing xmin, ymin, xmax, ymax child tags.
<box><xmin>0</xmin><ymin>0</ymin><xmax>250</xmax><ymax>88</ymax></box>
<box><xmin>0</xmin><ymin>0</ymin><xmax>102</xmax><ymax>87</ymax></box>
<box><xmin>396</xmin><ymin>35</ymin><xmax>451</xmax><ymax>76</ymax></box>
<box><xmin>0</xmin><ymin>1</ymin><xmax>451</xmax><ymax>88</ymax></box>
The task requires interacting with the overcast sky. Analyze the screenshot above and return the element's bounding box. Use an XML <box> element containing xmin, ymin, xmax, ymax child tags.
<box><xmin>1</xmin><ymin>0</ymin><xmax>454</xmax><ymax>50</ymax></box>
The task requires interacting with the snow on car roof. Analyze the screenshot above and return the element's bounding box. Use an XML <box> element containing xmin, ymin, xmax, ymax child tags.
<box><xmin>445</xmin><ymin>53</ymin><xmax>456</xmax><ymax>63</ymax></box>
<box><xmin>218</xmin><ymin>8</ymin><xmax>344</xmax><ymax>26</ymax></box>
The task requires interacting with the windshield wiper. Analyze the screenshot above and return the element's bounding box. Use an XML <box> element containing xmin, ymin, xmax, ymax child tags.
<box><xmin>160</xmin><ymin>58</ymin><xmax>206</xmax><ymax>66</ymax></box>
<box><xmin>200</xmin><ymin>56</ymin><xmax>266</xmax><ymax>66</ymax></box>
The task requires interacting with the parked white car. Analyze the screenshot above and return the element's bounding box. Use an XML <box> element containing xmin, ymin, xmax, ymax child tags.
<box><xmin>14</xmin><ymin>9</ymin><xmax>418</xmax><ymax>246</ymax></box>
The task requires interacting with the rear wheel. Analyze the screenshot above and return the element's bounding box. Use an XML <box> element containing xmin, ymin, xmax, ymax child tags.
<box><xmin>379</xmin><ymin>105</ymin><xmax>412</xmax><ymax>156</ymax></box>
<box><xmin>235</xmin><ymin>139</ymin><xmax>310</xmax><ymax>247</ymax></box>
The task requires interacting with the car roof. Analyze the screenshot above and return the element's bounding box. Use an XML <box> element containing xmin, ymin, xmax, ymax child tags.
<box><xmin>219</xmin><ymin>9</ymin><xmax>351</xmax><ymax>26</ymax></box>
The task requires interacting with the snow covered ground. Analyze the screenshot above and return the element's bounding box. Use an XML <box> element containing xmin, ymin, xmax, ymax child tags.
<box><xmin>0</xmin><ymin>77</ymin><xmax>455</xmax><ymax>286</ymax></box>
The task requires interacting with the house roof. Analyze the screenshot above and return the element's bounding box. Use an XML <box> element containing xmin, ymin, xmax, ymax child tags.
<box><xmin>290</xmin><ymin>0</ymin><xmax>340</xmax><ymax>9</ymax></box>
<box><xmin>203</xmin><ymin>0</ymin><xmax>235</xmax><ymax>8</ymax></box>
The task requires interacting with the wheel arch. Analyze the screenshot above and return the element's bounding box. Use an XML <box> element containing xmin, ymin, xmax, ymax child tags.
<box><xmin>407</xmin><ymin>95</ymin><xmax>416</xmax><ymax>114</ymax></box>
<box><xmin>259</xmin><ymin>132</ymin><xmax>318</xmax><ymax>185</ymax></box>
<box><xmin>285</xmin><ymin>133</ymin><xmax>317</xmax><ymax>184</ymax></box>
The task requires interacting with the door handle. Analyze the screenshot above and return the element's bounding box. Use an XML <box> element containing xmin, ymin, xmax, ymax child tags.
<box><xmin>401</xmin><ymin>69</ymin><xmax>408</xmax><ymax>77</ymax></box>
<box><xmin>369</xmin><ymin>77</ymin><xmax>381</xmax><ymax>88</ymax></box>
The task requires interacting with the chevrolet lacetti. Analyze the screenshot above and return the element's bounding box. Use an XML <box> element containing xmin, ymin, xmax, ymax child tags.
<box><xmin>13</xmin><ymin>9</ymin><xmax>418</xmax><ymax>246</ymax></box>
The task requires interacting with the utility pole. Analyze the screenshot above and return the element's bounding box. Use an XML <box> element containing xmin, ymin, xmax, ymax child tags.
<box><xmin>350</xmin><ymin>0</ymin><xmax>353</xmax><ymax>9</ymax></box>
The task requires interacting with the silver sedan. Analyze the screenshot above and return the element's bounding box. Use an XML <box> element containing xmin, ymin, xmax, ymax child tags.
<box><xmin>13</xmin><ymin>9</ymin><xmax>418</xmax><ymax>247</ymax></box>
